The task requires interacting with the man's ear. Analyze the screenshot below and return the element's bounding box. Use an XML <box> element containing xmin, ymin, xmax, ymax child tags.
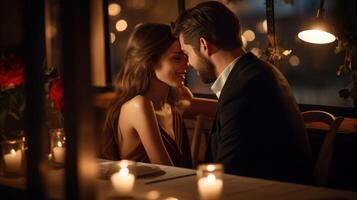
<box><xmin>199</xmin><ymin>37</ymin><xmax>212</xmax><ymax>57</ymax></box>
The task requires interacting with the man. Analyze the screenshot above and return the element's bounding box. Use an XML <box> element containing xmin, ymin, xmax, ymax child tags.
<box><xmin>173</xmin><ymin>1</ymin><xmax>312</xmax><ymax>183</ymax></box>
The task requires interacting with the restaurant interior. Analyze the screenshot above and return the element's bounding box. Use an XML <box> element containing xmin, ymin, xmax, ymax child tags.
<box><xmin>0</xmin><ymin>0</ymin><xmax>357</xmax><ymax>199</ymax></box>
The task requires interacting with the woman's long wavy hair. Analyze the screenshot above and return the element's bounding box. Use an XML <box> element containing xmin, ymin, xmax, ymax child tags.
<box><xmin>101</xmin><ymin>23</ymin><xmax>177</xmax><ymax>160</ymax></box>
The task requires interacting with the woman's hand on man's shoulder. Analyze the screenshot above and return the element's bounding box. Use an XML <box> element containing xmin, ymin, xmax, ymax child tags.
<box><xmin>178</xmin><ymin>86</ymin><xmax>193</xmax><ymax>101</ymax></box>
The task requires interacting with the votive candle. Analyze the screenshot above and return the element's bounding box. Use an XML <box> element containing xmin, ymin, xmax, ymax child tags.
<box><xmin>4</xmin><ymin>149</ymin><xmax>22</xmax><ymax>173</ymax></box>
<box><xmin>110</xmin><ymin>160</ymin><xmax>136</xmax><ymax>195</ymax></box>
<box><xmin>53</xmin><ymin>141</ymin><xmax>65</xmax><ymax>164</ymax></box>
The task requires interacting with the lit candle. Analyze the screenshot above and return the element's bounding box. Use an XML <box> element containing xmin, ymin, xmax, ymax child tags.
<box><xmin>4</xmin><ymin>149</ymin><xmax>23</xmax><ymax>173</ymax></box>
<box><xmin>111</xmin><ymin>166</ymin><xmax>135</xmax><ymax>195</ymax></box>
<box><xmin>53</xmin><ymin>141</ymin><xmax>65</xmax><ymax>164</ymax></box>
<box><xmin>198</xmin><ymin>174</ymin><xmax>223</xmax><ymax>200</ymax></box>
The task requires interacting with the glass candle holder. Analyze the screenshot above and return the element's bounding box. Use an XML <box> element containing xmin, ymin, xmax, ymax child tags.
<box><xmin>110</xmin><ymin>160</ymin><xmax>136</xmax><ymax>196</ymax></box>
<box><xmin>197</xmin><ymin>163</ymin><xmax>224</xmax><ymax>200</ymax></box>
<box><xmin>49</xmin><ymin>128</ymin><xmax>66</xmax><ymax>165</ymax></box>
<box><xmin>1</xmin><ymin>139</ymin><xmax>25</xmax><ymax>176</ymax></box>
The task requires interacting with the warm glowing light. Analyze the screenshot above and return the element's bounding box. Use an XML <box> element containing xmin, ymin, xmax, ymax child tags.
<box><xmin>282</xmin><ymin>50</ymin><xmax>292</xmax><ymax>56</ymax></box>
<box><xmin>10</xmin><ymin>149</ymin><xmax>16</xmax><ymax>155</ymax></box>
<box><xmin>119</xmin><ymin>167</ymin><xmax>129</xmax><ymax>176</ymax></box>
<box><xmin>289</xmin><ymin>55</ymin><xmax>300</xmax><ymax>66</ymax></box>
<box><xmin>207</xmin><ymin>174</ymin><xmax>216</xmax><ymax>182</ymax></box>
<box><xmin>251</xmin><ymin>48</ymin><xmax>262</xmax><ymax>58</ymax></box>
<box><xmin>110</xmin><ymin>32</ymin><xmax>116</xmax><ymax>43</ymax></box>
<box><xmin>256</xmin><ymin>20</ymin><xmax>267</xmax><ymax>33</ymax></box>
<box><xmin>243</xmin><ymin>30</ymin><xmax>255</xmax><ymax>42</ymax></box>
<box><xmin>298</xmin><ymin>29</ymin><xmax>336</xmax><ymax>44</ymax></box>
<box><xmin>207</xmin><ymin>164</ymin><xmax>215</xmax><ymax>172</ymax></box>
<box><xmin>241</xmin><ymin>36</ymin><xmax>247</xmax><ymax>48</ymax></box>
<box><xmin>46</xmin><ymin>26</ymin><xmax>57</xmax><ymax>38</ymax></box>
<box><xmin>108</xmin><ymin>3</ymin><xmax>121</xmax><ymax>16</ymax></box>
<box><xmin>164</xmin><ymin>198</ymin><xmax>179</xmax><ymax>200</ymax></box>
<box><xmin>119</xmin><ymin>160</ymin><xmax>130</xmax><ymax>168</ymax></box>
<box><xmin>146</xmin><ymin>190</ymin><xmax>161</xmax><ymax>200</ymax></box>
<box><xmin>262</xmin><ymin>20</ymin><xmax>267</xmax><ymax>33</ymax></box>
<box><xmin>57</xmin><ymin>141</ymin><xmax>62</xmax><ymax>147</ymax></box>
<box><xmin>116</xmin><ymin>19</ymin><xmax>128</xmax><ymax>32</ymax></box>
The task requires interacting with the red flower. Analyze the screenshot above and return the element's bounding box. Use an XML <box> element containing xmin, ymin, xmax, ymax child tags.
<box><xmin>48</xmin><ymin>79</ymin><xmax>64</xmax><ymax>111</ymax></box>
<box><xmin>0</xmin><ymin>57</ymin><xmax>25</xmax><ymax>90</ymax></box>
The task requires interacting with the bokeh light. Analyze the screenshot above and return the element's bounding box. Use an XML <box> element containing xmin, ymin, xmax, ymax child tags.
<box><xmin>289</xmin><ymin>55</ymin><xmax>300</xmax><ymax>66</ymax></box>
<box><xmin>243</xmin><ymin>30</ymin><xmax>255</xmax><ymax>42</ymax></box>
<box><xmin>110</xmin><ymin>32</ymin><xmax>116</xmax><ymax>44</ymax></box>
<box><xmin>108</xmin><ymin>3</ymin><xmax>121</xmax><ymax>16</ymax></box>
<box><xmin>116</xmin><ymin>19</ymin><xmax>128</xmax><ymax>32</ymax></box>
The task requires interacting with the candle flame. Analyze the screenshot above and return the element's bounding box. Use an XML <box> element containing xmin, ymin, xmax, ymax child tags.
<box><xmin>207</xmin><ymin>174</ymin><xmax>216</xmax><ymax>182</ymax></box>
<box><xmin>119</xmin><ymin>160</ymin><xmax>129</xmax><ymax>168</ymax></box>
<box><xmin>10</xmin><ymin>149</ymin><xmax>16</xmax><ymax>155</ymax></box>
<box><xmin>57</xmin><ymin>141</ymin><xmax>62</xmax><ymax>147</ymax></box>
<box><xmin>207</xmin><ymin>164</ymin><xmax>215</xmax><ymax>172</ymax></box>
<box><xmin>119</xmin><ymin>167</ymin><xmax>129</xmax><ymax>176</ymax></box>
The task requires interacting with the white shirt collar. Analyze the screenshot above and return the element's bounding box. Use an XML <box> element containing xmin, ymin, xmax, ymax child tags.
<box><xmin>211</xmin><ymin>56</ymin><xmax>241</xmax><ymax>98</ymax></box>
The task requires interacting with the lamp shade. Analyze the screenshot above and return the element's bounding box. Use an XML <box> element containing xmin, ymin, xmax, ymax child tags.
<box><xmin>298</xmin><ymin>1</ymin><xmax>336</xmax><ymax>45</ymax></box>
<box><xmin>298</xmin><ymin>17</ymin><xmax>336</xmax><ymax>44</ymax></box>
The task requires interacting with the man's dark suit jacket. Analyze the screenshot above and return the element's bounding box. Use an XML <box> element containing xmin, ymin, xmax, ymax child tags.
<box><xmin>205</xmin><ymin>52</ymin><xmax>312</xmax><ymax>184</ymax></box>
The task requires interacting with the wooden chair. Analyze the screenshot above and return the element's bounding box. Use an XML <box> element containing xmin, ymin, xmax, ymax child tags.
<box><xmin>302</xmin><ymin>110</ymin><xmax>344</xmax><ymax>186</ymax></box>
<box><xmin>183</xmin><ymin>97</ymin><xmax>218</xmax><ymax>168</ymax></box>
<box><xmin>190</xmin><ymin>114</ymin><xmax>213</xmax><ymax>168</ymax></box>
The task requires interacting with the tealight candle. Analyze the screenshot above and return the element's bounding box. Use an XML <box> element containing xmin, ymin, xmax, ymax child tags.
<box><xmin>197</xmin><ymin>164</ymin><xmax>224</xmax><ymax>200</ymax></box>
<box><xmin>198</xmin><ymin>174</ymin><xmax>223</xmax><ymax>200</ymax></box>
<box><xmin>50</xmin><ymin>128</ymin><xmax>66</xmax><ymax>165</ymax></box>
<box><xmin>1</xmin><ymin>139</ymin><xmax>25</xmax><ymax>175</ymax></box>
<box><xmin>4</xmin><ymin>149</ymin><xmax>23</xmax><ymax>173</ymax></box>
<box><xmin>53</xmin><ymin>141</ymin><xmax>65</xmax><ymax>164</ymax></box>
<box><xmin>110</xmin><ymin>160</ymin><xmax>136</xmax><ymax>195</ymax></box>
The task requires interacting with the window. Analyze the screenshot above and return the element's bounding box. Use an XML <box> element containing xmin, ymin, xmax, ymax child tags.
<box><xmin>106</xmin><ymin>0</ymin><xmax>355</xmax><ymax>108</ymax></box>
<box><xmin>107</xmin><ymin>0</ymin><xmax>179</xmax><ymax>79</ymax></box>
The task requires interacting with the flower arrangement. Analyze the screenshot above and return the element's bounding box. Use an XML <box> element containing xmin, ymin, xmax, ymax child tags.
<box><xmin>45</xmin><ymin>68</ymin><xmax>64</xmax><ymax>127</ymax></box>
<box><xmin>0</xmin><ymin>55</ymin><xmax>26</xmax><ymax>135</ymax></box>
<box><xmin>48</xmin><ymin>79</ymin><xmax>63</xmax><ymax>111</ymax></box>
<box><xmin>0</xmin><ymin>54</ymin><xmax>64</xmax><ymax>138</ymax></box>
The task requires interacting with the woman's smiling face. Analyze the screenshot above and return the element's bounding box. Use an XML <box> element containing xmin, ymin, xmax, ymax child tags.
<box><xmin>154</xmin><ymin>40</ymin><xmax>188</xmax><ymax>88</ymax></box>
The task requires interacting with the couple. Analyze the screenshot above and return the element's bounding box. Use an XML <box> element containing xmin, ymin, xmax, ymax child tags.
<box><xmin>101</xmin><ymin>1</ymin><xmax>312</xmax><ymax>184</ymax></box>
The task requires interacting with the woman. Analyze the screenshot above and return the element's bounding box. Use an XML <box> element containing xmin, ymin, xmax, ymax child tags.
<box><xmin>101</xmin><ymin>23</ymin><xmax>192</xmax><ymax>167</ymax></box>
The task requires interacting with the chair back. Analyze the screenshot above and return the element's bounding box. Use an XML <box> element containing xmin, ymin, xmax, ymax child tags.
<box><xmin>302</xmin><ymin>110</ymin><xmax>344</xmax><ymax>186</ymax></box>
<box><xmin>191</xmin><ymin>115</ymin><xmax>204</xmax><ymax>168</ymax></box>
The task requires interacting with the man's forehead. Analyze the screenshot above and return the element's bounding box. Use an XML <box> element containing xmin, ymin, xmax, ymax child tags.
<box><xmin>178</xmin><ymin>34</ymin><xmax>185</xmax><ymax>44</ymax></box>
<box><xmin>178</xmin><ymin>35</ymin><xmax>189</xmax><ymax>50</ymax></box>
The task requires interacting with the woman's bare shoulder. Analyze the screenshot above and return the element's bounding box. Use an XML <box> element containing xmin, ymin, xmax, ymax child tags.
<box><xmin>121</xmin><ymin>95</ymin><xmax>153</xmax><ymax>113</ymax></box>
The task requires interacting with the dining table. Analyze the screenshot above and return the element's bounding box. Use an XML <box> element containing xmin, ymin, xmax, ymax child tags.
<box><xmin>1</xmin><ymin>159</ymin><xmax>357</xmax><ymax>200</ymax></box>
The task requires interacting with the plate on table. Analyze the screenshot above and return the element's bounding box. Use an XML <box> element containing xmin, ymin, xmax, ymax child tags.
<box><xmin>98</xmin><ymin>161</ymin><xmax>164</xmax><ymax>179</ymax></box>
<box><xmin>135</xmin><ymin>164</ymin><xmax>162</xmax><ymax>177</ymax></box>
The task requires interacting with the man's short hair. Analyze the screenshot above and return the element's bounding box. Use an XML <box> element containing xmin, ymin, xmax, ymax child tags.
<box><xmin>172</xmin><ymin>1</ymin><xmax>242</xmax><ymax>52</ymax></box>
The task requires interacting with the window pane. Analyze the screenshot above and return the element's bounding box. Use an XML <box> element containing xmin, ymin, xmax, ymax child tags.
<box><xmin>107</xmin><ymin>0</ymin><xmax>179</xmax><ymax>80</ymax></box>
<box><xmin>185</xmin><ymin>0</ymin><xmax>353</xmax><ymax>108</ymax></box>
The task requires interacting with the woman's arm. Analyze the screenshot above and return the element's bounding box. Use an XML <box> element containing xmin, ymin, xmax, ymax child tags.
<box><xmin>125</xmin><ymin>96</ymin><xmax>173</xmax><ymax>165</ymax></box>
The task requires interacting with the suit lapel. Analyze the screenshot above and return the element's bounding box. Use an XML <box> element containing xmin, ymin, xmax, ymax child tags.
<box><xmin>207</xmin><ymin>52</ymin><xmax>258</xmax><ymax>162</ymax></box>
<box><xmin>218</xmin><ymin>52</ymin><xmax>257</xmax><ymax>107</ymax></box>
